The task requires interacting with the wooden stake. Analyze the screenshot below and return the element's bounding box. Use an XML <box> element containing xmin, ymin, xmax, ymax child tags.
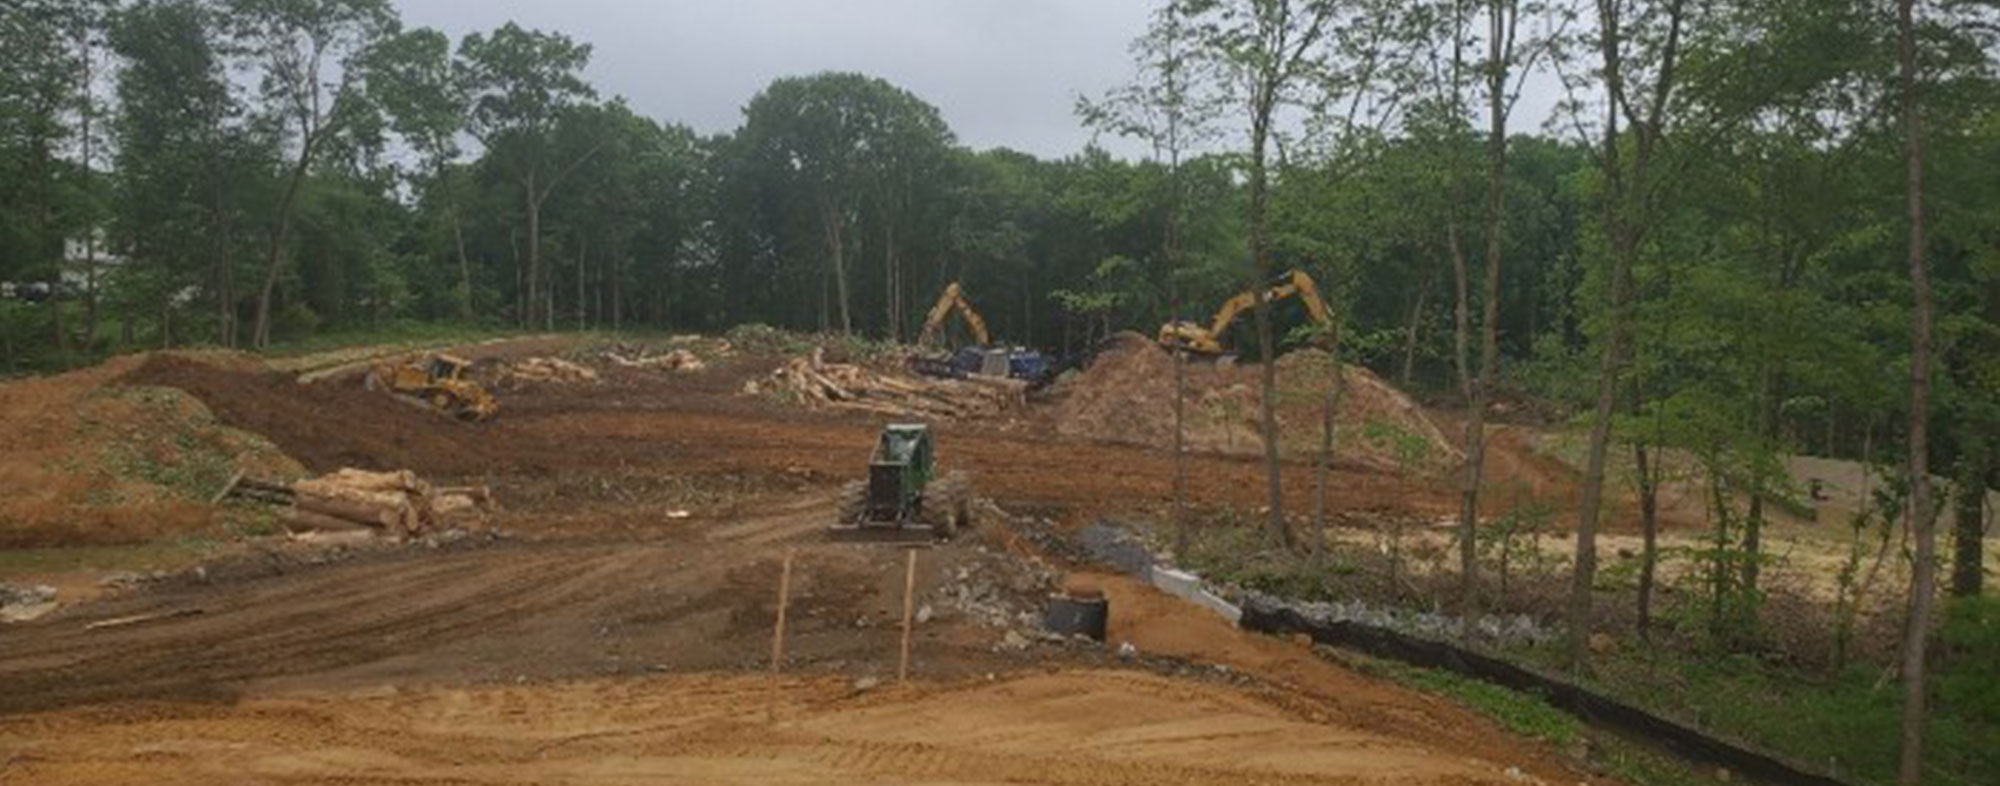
<box><xmin>772</xmin><ymin>549</ymin><xmax>794</xmax><ymax>675</ymax></box>
<box><xmin>898</xmin><ymin>548</ymin><xmax>918</xmax><ymax>682</ymax></box>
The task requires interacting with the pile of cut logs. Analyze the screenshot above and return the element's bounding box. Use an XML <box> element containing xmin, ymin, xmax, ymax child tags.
<box><xmin>506</xmin><ymin>357</ymin><xmax>599</xmax><ymax>384</ymax></box>
<box><xmin>605</xmin><ymin>347</ymin><xmax>705</xmax><ymax>372</ymax></box>
<box><xmin>744</xmin><ymin>347</ymin><xmax>1023</xmax><ymax>420</ymax></box>
<box><xmin>222</xmin><ymin>468</ymin><xmax>492</xmax><ymax>539</ymax></box>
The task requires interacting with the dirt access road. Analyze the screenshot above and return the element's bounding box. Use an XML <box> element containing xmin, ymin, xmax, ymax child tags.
<box><xmin>0</xmin><ymin>495</ymin><xmax>1610</xmax><ymax>786</ymax></box>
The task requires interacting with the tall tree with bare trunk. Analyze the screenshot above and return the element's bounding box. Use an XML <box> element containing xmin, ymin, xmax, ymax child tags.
<box><xmin>1564</xmin><ymin>0</ymin><xmax>1689</xmax><ymax>671</ymax></box>
<box><xmin>229</xmin><ymin>0</ymin><xmax>395</xmax><ymax>349</ymax></box>
<box><xmin>1177</xmin><ymin>0</ymin><xmax>1342</xmax><ymax>548</ymax></box>
<box><xmin>1894</xmin><ymin>0</ymin><xmax>1937</xmax><ymax>781</ymax></box>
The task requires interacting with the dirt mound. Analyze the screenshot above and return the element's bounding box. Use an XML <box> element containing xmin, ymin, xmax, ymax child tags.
<box><xmin>0</xmin><ymin>354</ymin><xmax>300</xmax><ymax>547</ymax></box>
<box><xmin>1055</xmin><ymin>333</ymin><xmax>1459</xmax><ymax>472</ymax></box>
<box><xmin>120</xmin><ymin>354</ymin><xmax>492</xmax><ymax>476</ymax></box>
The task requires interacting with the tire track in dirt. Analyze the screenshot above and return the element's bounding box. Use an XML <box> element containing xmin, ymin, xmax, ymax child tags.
<box><xmin>0</xmin><ymin>670</ymin><xmax>1544</xmax><ymax>785</ymax></box>
<box><xmin>0</xmin><ymin>545</ymin><xmax>660</xmax><ymax>714</ymax></box>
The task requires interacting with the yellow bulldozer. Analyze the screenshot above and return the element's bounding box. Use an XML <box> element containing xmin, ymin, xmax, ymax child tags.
<box><xmin>364</xmin><ymin>354</ymin><xmax>498</xmax><ymax>421</ymax></box>
<box><xmin>1158</xmin><ymin>268</ymin><xmax>1333</xmax><ymax>357</ymax></box>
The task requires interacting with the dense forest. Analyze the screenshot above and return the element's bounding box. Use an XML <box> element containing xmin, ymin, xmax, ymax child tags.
<box><xmin>3</xmin><ymin>0</ymin><xmax>1998</xmax><ymax>781</ymax></box>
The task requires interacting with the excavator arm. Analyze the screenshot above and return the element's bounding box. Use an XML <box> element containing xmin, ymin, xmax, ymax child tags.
<box><xmin>1160</xmin><ymin>268</ymin><xmax>1333</xmax><ymax>355</ymax></box>
<box><xmin>916</xmin><ymin>282</ymin><xmax>992</xmax><ymax>347</ymax></box>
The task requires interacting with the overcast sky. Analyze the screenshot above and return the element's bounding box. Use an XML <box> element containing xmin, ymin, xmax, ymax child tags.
<box><xmin>395</xmin><ymin>0</ymin><xmax>1568</xmax><ymax>159</ymax></box>
<box><xmin>397</xmin><ymin>0</ymin><xmax>1158</xmax><ymax>157</ymax></box>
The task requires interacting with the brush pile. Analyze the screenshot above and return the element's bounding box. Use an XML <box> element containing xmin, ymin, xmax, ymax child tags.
<box><xmin>746</xmin><ymin>347</ymin><xmax>1021</xmax><ymax>419</ymax></box>
<box><xmin>230</xmin><ymin>468</ymin><xmax>494</xmax><ymax>539</ymax></box>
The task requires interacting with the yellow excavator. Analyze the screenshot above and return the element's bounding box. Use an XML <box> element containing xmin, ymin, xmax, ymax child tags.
<box><xmin>910</xmin><ymin>281</ymin><xmax>1054</xmax><ymax>384</ymax></box>
<box><xmin>916</xmin><ymin>281</ymin><xmax>991</xmax><ymax>348</ymax></box>
<box><xmin>1158</xmin><ymin>268</ymin><xmax>1333</xmax><ymax>356</ymax></box>
<box><xmin>364</xmin><ymin>353</ymin><xmax>498</xmax><ymax>421</ymax></box>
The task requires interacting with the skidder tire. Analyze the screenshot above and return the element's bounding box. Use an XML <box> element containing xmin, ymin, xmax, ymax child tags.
<box><xmin>926</xmin><ymin>471</ymin><xmax>971</xmax><ymax>539</ymax></box>
<box><xmin>836</xmin><ymin>480</ymin><xmax>866</xmax><ymax>525</ymax></box>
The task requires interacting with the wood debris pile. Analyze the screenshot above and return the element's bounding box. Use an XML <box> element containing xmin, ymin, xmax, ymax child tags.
<box><xmin>257</xmin><ymin>468</ymin><xmax>493</xmax><ymax>539</ymax></box>
<box><xmin>605</xmin><ymin>347</ymin><xmax>706</xmax><ymax>372</ymax></box>
<box><xmin>744</xmin><ymin>347</ymin><xmax>1023</xmax><ymax>419</ymax></box>
<box><xmin>506</xmin><ymin>357</ymin><xmax>599</xmax><ymax>384</ymax></box>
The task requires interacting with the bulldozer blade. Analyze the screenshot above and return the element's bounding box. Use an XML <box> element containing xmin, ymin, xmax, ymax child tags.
<box><xmin>826</xmin><ymin>522</ymin><xmax>944</xmax><ymax>544</ymax></box>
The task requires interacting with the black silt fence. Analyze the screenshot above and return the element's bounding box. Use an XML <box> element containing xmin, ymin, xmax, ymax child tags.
<box><xmin>1239</xmin><ymin>600</ymin><xmax>1856</xmax><ymax>786</ymax></box>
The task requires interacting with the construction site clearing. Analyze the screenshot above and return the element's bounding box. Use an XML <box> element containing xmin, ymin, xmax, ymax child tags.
<box><xmin>0</xmin><ymin>330</ymin><xmax>1626</xmax><ymax>786</ymax></box>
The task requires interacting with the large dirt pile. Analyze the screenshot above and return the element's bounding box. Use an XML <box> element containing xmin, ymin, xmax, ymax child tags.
<box><xmin>0</xmin><ymin>354</ymin><xmax>301</xmax><ymax>547</ymax></box>
<box><xmin>1054</xmin><ymin>332</ymin><xmax>1459</xmax><ymax>472</ymax></box>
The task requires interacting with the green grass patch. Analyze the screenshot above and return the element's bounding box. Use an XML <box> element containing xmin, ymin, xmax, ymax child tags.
<box><xmin>1370</xmin><ymin>657</ymin><xmax>1582</xmax><ymax>745</ymax></box>
<box><xmin>261</xmin><ymin>320</ymin><xmax>524</xmax><ymax>359</ymax></box>
<box><xmin>1326</xmin><ymin>648</ymin><xmax>1733</xmax><ymax>786</ymax></box>
<box><xmin>1500</xmin><ymin>626</ymin><xmax>1999</xmax><ymax>786</ymax></box>
<box><xmin>0</xmin><ymin>538</ymin><xmax>221</xmax><ymax>578</ymax></box>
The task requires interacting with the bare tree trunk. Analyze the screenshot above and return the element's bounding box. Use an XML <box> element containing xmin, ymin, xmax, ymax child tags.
<box><xmin>575</xmin><ymin>236</ymin><xmax>587</xmax><ymax>332</ymax></box>
<box><xmin>1314</xmin><ymin>326</ymin><xmax>1343</xmax><ymax>561</ymax></box>
<box><xmin>1462</xmin><ymin>0</ymin><xmax>1514</xmax><ymax>612</ymax></box>
<box><xmin>1635</xmin><ymin>439</ymin><xmax>1660</xmax><ymax>638</ymax></box>
<box><xmin>1952</xmin><ymin>465</ymin><xmax>1986</xmax><ymax>597</ymax></box>
<box><xmin>526</xmin><ymin>172</ymin><xmax>542</xmax><ymax>330</ymax></box>
<box><xmin>1569</xmin><ymin>0</ymin><xmax>1628</xmax><ymax>672</ymax></box>
<box><xmin>449</xmin><ymin>193</ymin><xmax>472</xmax><ymax>321</ymax></box>
<box><xmin>1400</xmin><ymin>263</ymin><xmax>1434</xmax><ymax>388</ymax></box>
<box><xmin>884</xmin><ymin>218</ymin><xmax>899</xmax><ymax>341</ymax></box>
<box><xmin>252</xmin><ymin>142</ymin><xmax>313</xmax><ymax>349</ymax></box>
<box><xmin>1896</xmin><ymin>0</ymin><xmax>1936</xmax><ymax>781</ymax></box>
<box><xmin>1248</xmin><ymin>103</ymin><xmax>1287</xmax><ymax>550</ymax></box>
<box><xmin>822</xmin><ymin>195</ymin><xmax>852</xmax><ymax>335</ymax></box>
<box><xmin>1448</xmin><ymin>220</ymin><xmax>1475</xmax><ymax>587</ymax></box>
<box><xmin>1175</xmin><ymin>342</ymin><xmax>1190</xmax><ymax>558</ymax></box>
<box><xmin>79</xmin><ymin>23</ymin><xmax>99</xmax><ymax>345</ymax></box>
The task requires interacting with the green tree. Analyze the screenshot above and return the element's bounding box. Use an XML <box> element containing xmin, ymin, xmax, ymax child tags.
<box><xmin>736</xmin><ymin>72</ymin><xmax>953</xmax><ymax>336</ymax></box>
<box><xmin>458</xmin><ymin>22</ymin><xmax>598</xmax><ymax>329</ymax></box>
<box><xmin>227</xmin><ymin>0</ymin><xmax>397</xmax><ymax>349</ymax></box>
<box><xmin>363</xmin><ymin>26</ymin><xmax>474</xmax><ymax>319</ymax></box>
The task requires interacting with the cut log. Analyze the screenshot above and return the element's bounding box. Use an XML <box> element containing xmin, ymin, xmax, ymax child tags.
<box><xmin>283</xmin><ymin>507</ymin><xmax>380</xmax><ymax>534</ymax></box>
<box><xmin>293</xmin><ymin>495</ymin><xmax>403</xmax><ymax>528</ymax></box>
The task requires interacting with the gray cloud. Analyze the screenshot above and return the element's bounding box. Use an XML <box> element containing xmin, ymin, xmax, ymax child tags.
<box><xmin>397</xmin><ymin>0</ymin><xmax>1156</xmax><ymax>157</ymax></box>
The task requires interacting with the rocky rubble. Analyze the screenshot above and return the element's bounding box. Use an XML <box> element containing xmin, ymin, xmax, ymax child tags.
<box><xmin>1243</xmin><ymin>592</ymin><xmax>1559</xmax><ymax>648</ymax></box>
<box><xmin>0</xmin><ymin>582</ymin><xmax>58</xmax><ymax>623</ymax></box>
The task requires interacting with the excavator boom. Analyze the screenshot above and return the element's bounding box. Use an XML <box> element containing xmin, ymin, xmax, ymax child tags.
<box><xmin>916</xmin><ymin>282</ymin><xmax>991</xmax><ymax>347</ymax></box>
<box><xmin>1159</xmin><ymin>268</ymin><xmax>1333</xmax><ymax>355</ymax></box>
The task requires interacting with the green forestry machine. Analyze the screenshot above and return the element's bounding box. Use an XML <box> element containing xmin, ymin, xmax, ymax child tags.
<box><xmin>831</xmin><ymin>423</ymin><xmax>971</xmax><ymax>542</ymax></box>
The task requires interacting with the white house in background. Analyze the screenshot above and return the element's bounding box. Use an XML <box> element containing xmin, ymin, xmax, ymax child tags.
<box><xmin>61</xmin><ymin>230</ymin><xmax>125</xmax><ymax>292</ymax></box>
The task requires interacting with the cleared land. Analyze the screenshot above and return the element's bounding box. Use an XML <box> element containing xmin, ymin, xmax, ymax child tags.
<box><xmin>0</xmin><ymin>333</ymin><xmax>1648</xmax><ymax>784</ymax></box>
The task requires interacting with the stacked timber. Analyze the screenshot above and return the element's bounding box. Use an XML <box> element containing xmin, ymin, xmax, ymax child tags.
<box><xmin>745</xmin><ymin>347</ymin><xmax>1024</xmax><ymax>420</ymax></box>
<box><xmin>277</xmin><ymin>468</ymin><xmax>493</xmax><ymax>538</ymax></box>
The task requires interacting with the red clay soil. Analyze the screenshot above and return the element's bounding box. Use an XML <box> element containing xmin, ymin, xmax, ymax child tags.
<box><xmin>116</xmin><ymin>352</ymin><xmax>1465</xmax><ymax>523</ymax></box>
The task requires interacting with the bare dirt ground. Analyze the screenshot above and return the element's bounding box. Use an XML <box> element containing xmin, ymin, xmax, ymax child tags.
<box><xmin>0</xmin><ymin>336</ymin><xmax>1621</xmax><ymax>785</ymax></box>
<box><xmin>1</xmin><ymin>669</ymin><xmax>1544</xmax><ymax>786</ymax></box>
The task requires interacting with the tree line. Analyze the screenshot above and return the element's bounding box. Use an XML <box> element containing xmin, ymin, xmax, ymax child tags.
<box><xmin>2</xmin><ymin>1</ymin><xmax>1996</xmax><ymax>780</ymax></box>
